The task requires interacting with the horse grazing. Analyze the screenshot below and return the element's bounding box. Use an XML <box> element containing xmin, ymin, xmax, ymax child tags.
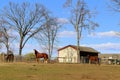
<box><xmin>89</xmin><ymin>56</ymin><xmax>100</xmax><ymax>65</ymax></box>
<box><xmin>34</xmin><ymin>49</ymin><xmax>48</xmax><ymax>63</ymax></box>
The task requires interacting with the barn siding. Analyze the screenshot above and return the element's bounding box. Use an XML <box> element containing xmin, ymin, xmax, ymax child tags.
<box><xmin>58</xmin><ymin>47</ymin><xmax>77</xmax><ymax>63</ymax></box>
<box><xmin>58</xmin><ymin>45</ymin><xmax>99</xmax><ymax>63</ymax></box>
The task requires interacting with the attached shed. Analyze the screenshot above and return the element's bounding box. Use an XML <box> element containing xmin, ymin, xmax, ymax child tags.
<box><xmin>58</xmin><ymin>45</ymin><xmax>99</xmax><ymax>63</ymax></box>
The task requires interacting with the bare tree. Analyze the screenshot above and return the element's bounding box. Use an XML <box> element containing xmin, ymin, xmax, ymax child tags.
<box><xmin>109</xmin><ymin>0</ymin><xmax>120</xmax><ymax>36</ymax></box>
<box><xmin>35</xmin><ymin>14</ymin><xmax>63</xmax><ymax>60</ymax></box>
<box><xmin>110</xmin><ymin>0</ymin><xmax>120</xmax><ymax>12</ymax></box>
<box><xmin>0</xmin><ymin>2</ymin><xmax>47</xmax><ymax>57</ymax></box>
<box><xmin>64</xmin><ymin>0</ymin><xmax>98</xmax><ymax>63</ymax></box>
<box><xmin>0</xmin><ymin>30</ymin><xmax>2</xmax><ymax>49</ymax></box>
<box><xmin>0</xmin><ymin>28</ymin><xmax>10</xmax><ymax>54</ymax></box>
<box><xmin>0</xmin><ymin>28</ymin><xmax>2</xmax><ymax>49</ymax></box>
<box><xmin>0</xmin><ymin>18</ymin><xmax>16</xmax><ymax>54</ymax></box>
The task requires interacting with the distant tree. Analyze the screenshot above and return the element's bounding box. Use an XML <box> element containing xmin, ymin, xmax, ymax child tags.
<box><xmin>110</xmin><ymin>0</ymin><xmax>120</xmax><ymax>12</ymax></box>
<box><xmin>0</xmin><ymin>18</ymin><xmax>16</xmax><ymax>54</ymax></box>
<box><xmin>24</xmin><ymin>52</ymin><xmax>35</xmax><ymax>62</ymax></box>
<box><xmin>0</xmin><ymin>27</ymin><xmax>2</xmax><ymax>49</ymax></box>
<box><xmin>0</xmin><ymin>2</ymin><xmax>47</xmax><ymax>58</ymax></box>
<box><xmin>35</xmin><ymin>13</ymin><xmax>64</xmax><ymax>60</ymax></box>
<box><xmin>64</xmin><ymin>0</ymin><xmax>98</xmax><ymax>63</ymax></box>
<box><xmin>0</xmin><ymin>31</ymin><xmax>2</xmax><ymax>49</ymax></box>
<box><xmin>0</xmin><ymin>28</ymin><xmax>10</xmax><ymax>54</ymax></box>
<box><xmin>109</xmin><ymin>0</ymin><xmax>120</xmax><ymax>36</ymax></box>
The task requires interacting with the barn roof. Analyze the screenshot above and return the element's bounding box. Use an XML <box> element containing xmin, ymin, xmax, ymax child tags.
<box><xmin>58</xmin><ymin>45</ymin><xmax>99</xmax><ymax>53</ymax></box>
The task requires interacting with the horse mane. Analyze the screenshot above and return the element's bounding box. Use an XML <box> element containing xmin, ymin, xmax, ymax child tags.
<box><xmin>34</xmin><ymin>49</ymin><xmax>39</xmax><ymax>57</ymax></box>
<box><xmin>34</xmin><ymin>49</ymin><xmax>38</xmax><ymax>54</ymax></box>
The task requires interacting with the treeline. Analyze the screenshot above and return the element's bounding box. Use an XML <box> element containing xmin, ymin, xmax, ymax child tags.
<box><xmin>0</xmin><ymin>1</ymin><xmax>65</xmax><ymax>60</ymax></box>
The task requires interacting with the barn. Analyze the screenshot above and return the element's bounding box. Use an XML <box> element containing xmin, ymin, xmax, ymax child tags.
<box><xmin>58</xmin><ymin>45</ymin><xmax>99</xmax><ymax>63</ymax></box>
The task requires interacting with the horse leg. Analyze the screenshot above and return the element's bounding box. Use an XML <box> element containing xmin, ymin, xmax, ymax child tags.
<box><xmin>46</xmin><ymin>59</ymin><xmax>48</xmax><ymax>64</ymax></box>
<box><xmin>7</xmin><ymin>56</ymin><xmax>9</xmax><ymax>62</ymax></box>
<box><xmin>45</xmin><ymin>60</ymin><xmax>47</xmax><ymax>64</ymax></box>
<box><xmin>11</xmin><ymin>56</ymin><xmax>14</xmax><ymax>62</ymax></box>
<box><xmin>44</xmin><ymin>59</ymin><xmax>48</xmax><ymax>64</ymax></box>
<box><xmin>43</xmin><ymin>59</ymin><xmax>46</xmax><ymax>64</ymax></box>
<box><xmin>36</xmin><ymin>58</ymin><xmax>39</xmax><ymax>63</ymax></box>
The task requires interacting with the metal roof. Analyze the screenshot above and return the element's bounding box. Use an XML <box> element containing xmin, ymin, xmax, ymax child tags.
<box><xmin>58</xmin><ymin>45</ymin><xmax>99</xmax><ymax>53</ymax></box>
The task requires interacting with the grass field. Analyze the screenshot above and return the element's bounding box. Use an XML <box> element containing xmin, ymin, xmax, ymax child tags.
<box><xmin>0</xmin><ymin>63</ymin><xmax>120</xmax><ymax>80</ymax></box>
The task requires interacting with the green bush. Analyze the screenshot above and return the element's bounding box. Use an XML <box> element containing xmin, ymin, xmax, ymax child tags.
<box><xmin>24</xmin><ymin>52</ymin><xmax>36</xmax><ymax>62</ymax></box>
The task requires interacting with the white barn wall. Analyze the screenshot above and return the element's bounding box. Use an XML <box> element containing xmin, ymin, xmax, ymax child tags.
<box><xmin>58</xmin><ymin>47</ymin><xmax>77</xmax><ymax>63</ymax></box>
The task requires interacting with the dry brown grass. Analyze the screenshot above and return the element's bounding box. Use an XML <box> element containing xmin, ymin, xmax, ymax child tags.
<box><xmin>0</xmin><ymin>63</ymin><xmax>120</xmax><ymax>80</ymax></box>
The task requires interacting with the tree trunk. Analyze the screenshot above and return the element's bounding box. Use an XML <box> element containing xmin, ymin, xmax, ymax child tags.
<box><xmin>48</xmin><ymin>40</ymin><xmax>51</xmax><ymax>60</ymax></box>
<box><xmin>5</xmin><ymin>37</ymin><xmax>10</xmax><ymax>55</ymax></box>
<box><xmin>19</xmin><ymin>47</ymin><xmax>22</xmax><ymax>61</ymax></box>
<box><xmin>6</xmin><ymin>43</ymin><xmax>9</xmax><ymax>55</ymax></box>
<box><xmin>19</xmin><ymin>37</ymin><xmax>23</xmax><ymax>61</ymax></box>
<box><xmin>77</xmin><ymin>30</ymin><xmax>80</xmax><ymax>63</ymax></box>
<box><xmin>48</xmin><ymin>29</ymin><xmax>51</xmax><ymax>60</ymax></box>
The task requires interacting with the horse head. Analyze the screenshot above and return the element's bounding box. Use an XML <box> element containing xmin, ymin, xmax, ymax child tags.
<box><xmin>34</xmin><ymin>49</ymin><xmax>38</xmax><ymax>54</ymax></box>
<box><xmin>34</xmin><ymin>49</ymin><xmax>41</xmax><ymax>57</ymax></box>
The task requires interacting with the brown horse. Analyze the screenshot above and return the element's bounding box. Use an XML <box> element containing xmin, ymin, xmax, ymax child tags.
<box><xmin>34</xmin><ymin>49</ymin><xmax>48</xmax><ymax>63</ymax></box>
<box><xmin>89</xmin><ymin>56</ymin><xmax>100</xmax><ymax>65</ymax></box>
<box><xmin>4</xmin><ymin>53</ymin><xmax>14</xmax><ymax>62</ymax></box>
